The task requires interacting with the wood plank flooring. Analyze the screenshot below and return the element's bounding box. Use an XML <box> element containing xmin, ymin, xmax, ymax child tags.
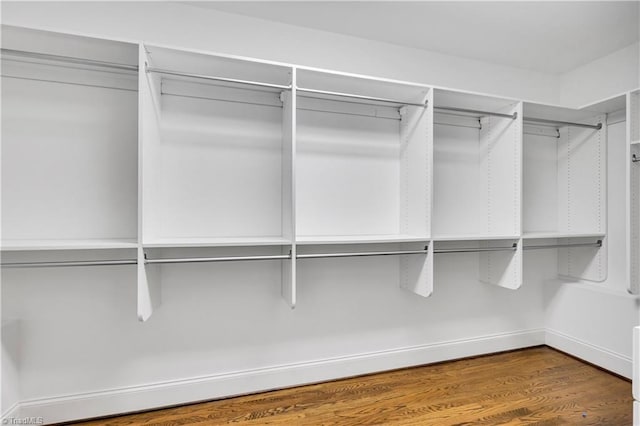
<box><xmin>74</xmin><ymin>346</ymin><xmax>632</xmax><ymax>425</ymax></box>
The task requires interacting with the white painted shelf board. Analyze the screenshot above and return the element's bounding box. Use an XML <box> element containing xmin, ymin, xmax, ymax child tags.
<box><xmin>524</xmin><ymin>100</ymin><xmax>614</xmax><ymax>125</ymax></box>
<box><xmin>434</xmin><ymin>88</ymin><xmax>516</xmax><ymax>113</ymax></box>
<box><xmin>142</xmin><ymin>237</ymin><xmax>292</xmax><ymax>248</ymax></box>
<box><xmin>522</xmin><ymin>232</ymin><xmax>605</xmax><ymax>239</ymax></box>
<box><xmin>295</xmin><ymin>235</ymin><xmax>430</xmax><ymax>245</ymax></box>
<box><xmin>631</xmin><ymin>140</ymin><xmax>640</xmax><ymax>145</ymax></box>
<box><xmin>0</xmin><ymin>239</ymin><xmax>138</xmax><ymax>251</ymax></box>
<box><xmin>431</xmin><ymin>235</ymin><xmax>520</xmax><ymax>242</ymax></box>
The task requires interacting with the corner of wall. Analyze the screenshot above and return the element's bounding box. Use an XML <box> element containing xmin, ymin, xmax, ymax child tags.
<box><xmin>559</xmin><ymin>42</ymin><xmax>640</xmax><ymax>108</ymax></box>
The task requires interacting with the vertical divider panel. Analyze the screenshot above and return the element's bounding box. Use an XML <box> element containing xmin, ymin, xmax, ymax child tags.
<box><xmin>400</xmin><ymin>242</ymin><xmax>433</xmax><ymax>297</ymax></box>
<box><xmin>558</xmin><ymin>114</ymin><xmax>607</xmax><ymax>281</ymax></box>
<box><xmin>478</xmin><ymin>240</ymin><xmax>522</xmax><ymax>289</ymax></box>
<box><xmin>138</xmin><ymin>44</ymin><xmax>162</xmax><ymax>321</ymax></box>
<box><xmin>399</xmin><ymin>89</ymin><xmax>433</xmax><ymax>296</ymax></box>
<box><xmin>281</xmin><ymin>69</ymin><xmax>296</xmax><ymax>308</ymax></box>
<box><xmin>628</xmin><ymin>91</ymin><xmax>640</xmax><ymax>294</ymax></box>
<box><xmin>479</xmin><ymin>103</ymin><xmax>521</xmax><ymax>237</ymax></box>
<box><xmin>479</xmin><ymin>102</ymin><xmax>522</xmax><ymax>289</ymax></box>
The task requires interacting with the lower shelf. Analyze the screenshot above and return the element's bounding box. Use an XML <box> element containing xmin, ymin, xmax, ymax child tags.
<box><xmin>0</xmin><ymin>238</ymin><xmax>138</xmax><ymax>251</ymax></box>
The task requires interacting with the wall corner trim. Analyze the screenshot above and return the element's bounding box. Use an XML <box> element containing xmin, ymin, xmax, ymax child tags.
<box><xmin>545</xmin><ymin>328</ymin><xmax>632</xmax><ymax>379</ymax></box>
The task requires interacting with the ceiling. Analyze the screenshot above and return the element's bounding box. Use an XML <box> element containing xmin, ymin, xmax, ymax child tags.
<box><xmin>183</xmin><ymin>1</ymin><xmax>639</xmax><ymax>74</ymax></box>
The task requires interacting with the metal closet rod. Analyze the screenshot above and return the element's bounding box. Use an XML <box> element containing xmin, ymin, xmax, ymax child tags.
<box><xmin>1</xmin><ymin>259</ymin><xmax>137</xmax><ymax>268</ymax></box>
<box><xmin>434</xmin><ymin>106</ymin><xmax>517</xmax><ymax>120</ymax></box>
<box><xmin>296</xmin><ymin>248</ymin><xmax>428</xmax><ymax>259</ymax></box>
<box><xmin>0</xmin><ymin>240</ymin><xmax>604</xmax><ymax>268</ymax></box>
<box><xmin>524</xmin><ymin>240</ymin><xmax>602</xmax><ymax>250</ymax></box>
<box><xmin>145</xmin><ymin>254</ymin><xmax>291</xmax><ymax>264</ymax></box>
<box><xmin>523</xmin><ymin>117</ymin><xmax>602</xmax><ymax>130</ymax></box>
<box><xmin>434</xmin><ymin>244</ymin><xmax>517</xmax><ymax>254</ymax></box>
<box><xmin>296</xmin><ymin>87</ymin><xmax>428</xmax><ymax>108</ymax></box>
<box><xmin>1</xmin><ymin>48</ymin><xmax>139</xmax><ymax>72</ymax></box>
<box><xmin>146</xmin><ymin>66</ymin><xmax>291</xmax><ymax>90</ymax></box>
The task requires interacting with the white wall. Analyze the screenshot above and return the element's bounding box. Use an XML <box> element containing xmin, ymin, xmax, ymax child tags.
<box><xmin>1</xmin><ymin>1</ymin><xmax>561</xmax><ymax>104</ymax></box>
<box><xmin>560</xmin><ymin>42</ymin><xmax>640</xmax><ymax>108</ymax></box>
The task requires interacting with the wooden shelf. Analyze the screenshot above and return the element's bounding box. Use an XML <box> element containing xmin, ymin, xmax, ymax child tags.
<box><xmin>0</xmin><ymin>239</ymin><xmax>138</xmax><ymax>251</ymax></box>
<box><xmin>296</xmin><ymin>235</ymin><xmax>430</xmax><ymax>245</ymax></box>
<box><xmin>142</xmin><ymin>237</ymin><xmax>292</xmax><ymax>248</ymax></box>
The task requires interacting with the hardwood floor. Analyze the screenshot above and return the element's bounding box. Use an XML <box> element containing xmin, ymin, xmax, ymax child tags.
<box><xmin>74</xmin><ymin>346</ymin><xmax>632</xmax><ymax>425</ymax></box>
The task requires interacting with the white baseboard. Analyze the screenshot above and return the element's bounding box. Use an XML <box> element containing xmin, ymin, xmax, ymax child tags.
<box><xmin>545</xmin><ymin>328</ymin><xmax>632</xmax><ymax>379</ymax></box>
<box><xmin>13</xmin><ymin>329</ymin><xmax>544</xmax><ymax>424</ymax></box>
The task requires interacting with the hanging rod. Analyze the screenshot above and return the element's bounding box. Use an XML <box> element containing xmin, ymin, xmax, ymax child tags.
<box><xmin>434</xmin><ymin>244</ymin><xmax>517</xmax><ymax>254</ymax></box>
<box><xmin>145</xmin><ymin>254</ymin><xmax>291</xmax><ymax>264</ymax></box>
<box><xmin>296</xmin><ymin>248</ymin><xmax>428</xmax><ymax>259</ymax></box>
<box><xmin>524</xmin><ymin>131</ymin><xmax>560</xmax><ymax>139</ymax></box>
<box><xmin>1</xmin><ymin>48</ymin><xmax>139</xmax><ymax>72</ymax></box>
<box><xmin>434</xmin><ymin>106</ymin><xmax>516</xmax><ymax>120</ymax></box>
<box><xmin>1</xmin><ymin>259</ymin><xmax>137</xmax><ymax>268</ymax></box>
<box><xmin>296</xmin><ymin>87</ymin><xmax>428</xmax><ymax>108</ymax></box>
<box><xmin>523</xmin><ymin>117</ymin><xmax>602</xmax><ymax>130</ymax></box>
<box><xmin>632</xmin><ymin>154</ymin><xmax>640</xmax><ymax>163</ymax></box>
<box><xmin>147</xmin><ymin>66</ymin><xmax>291</xmax><ymax>90</ymax></box>
<box><xmin>524</xmin><ymin>240</ymin><xmax>602</xmax><ymax>250</ymax></box>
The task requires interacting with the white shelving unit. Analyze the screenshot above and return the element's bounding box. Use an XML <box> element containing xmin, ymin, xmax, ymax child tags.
<box><xmin>1</xmin><ymin>26</ymin><xmax>139</xmax><ymax>254</ymax></box>
<box><xmin>0</xmin><ymin>27</ymin><xmax>613</xmax><ymax>319</ymax></box>
<box><xmin>294</xmin><ymin>69</ymin><xmax>433</xmax><ymax>297</ymax></box>
<box><xmin>138</xmin><ymin>45</ymin><xmax>296</xmax><ymax>319</ymax></box>
<box><xmin>523</xmin><ymin>101</ymin><xmax>608</xmax><ymax>281</ymax></box>
<box><xmin>432</xmin><ymin>90</ymin><xmax>523</xmax><ymax>289</ymax></box>
<box><xmin>628</xmin><ymin>90</ymin><xmax>640</xmax><ymax>294</ymax></box>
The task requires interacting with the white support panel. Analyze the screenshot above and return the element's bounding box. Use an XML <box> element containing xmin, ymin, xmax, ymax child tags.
<box><xmin>281</xmin><ymin>74</ymin><xmax>296</xmax><ymax>308</ymax></box>
<box><xmin>399</xmin><ymin>90</ymin><xmax>432</xmax><ymax>239</ymax></box>
<box><xmin>139</xmin><ymin>44</ymin><xmax>162</xmax><ymax>244</ymax></box>
<box><xmin>399</xmin><ymin>242</ymin><xmax>433</xmax><ymax>297</ymax></box>
<box><xmin>479</xmin><ymin>102</ymin><xmax>522</xmax><ymax>237</ymax></box>
<box><xmin>634</xmin><ymin>326</ymin><xmax>639</xmax><ymax>401</ymax></box>
<box><xmin>629</xmin><ymin>91</ymin><xmax>640</xmax><ymax>294</ymax></box>
<box><xmin>479</xmin><ymin>239</ymin><xmax>522</xmax><ymax>290</ymax></box>
<box><xmin>556</xmin><ymin>237</ymin><xmax>607</xmax><ymax>282</ymax></box>
<box><xmin>556</xmin><ymin>114</ymin><xmax>607</xmax><ymax>281</ymax></box>
<box><xmin>557</xmin><ymin>114</ymin><xmax>607</xmax><ymax>236</ymax></box>
<box><xmin>630</xmin><ymin>143</ymin><xmax>640</xmax><ymax>293</ymax></box>
<box><xmin>630</xmin><ymin>91</ymin><xmax>639</xmax><ymax>144</ymax></box>
<box><xmin>137</xmin><ymin>246</ymin><xmax>160</xmax><ymax>322</ymax></box>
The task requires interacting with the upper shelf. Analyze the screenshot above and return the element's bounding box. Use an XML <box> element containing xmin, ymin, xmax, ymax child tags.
<box><xmin>296</xmin><ymin>68</ymin><xmax>430</xmax><ymax>107</ymax></box>
<box><xmin>523</xmin><ymin>97</ymin><xmax>624</xmax><ymax>127</ymax></box>
<box><xmin>144</xmin><ymin>44</ymin><xmax>292</xmax><ymax>92</ymax></box>
<box><xmin>434</xmin><ymin>89</ymin><xmax>518</xmax><ymax>117</ymax></box>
